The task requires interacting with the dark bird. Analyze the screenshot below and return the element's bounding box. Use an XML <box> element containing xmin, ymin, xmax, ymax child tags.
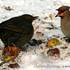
<box><xmin>56</xmin><ymin>6</ymin><xmax>70</xmax><ymax>42</ymax></box>
<box><xmin>0</xmin><ymin>14</ymin><xmax>38</xmax><ymax>67</ymax></box>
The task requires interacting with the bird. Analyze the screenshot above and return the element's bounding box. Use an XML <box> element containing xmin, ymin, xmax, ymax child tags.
<box><xmin>56</xmin><ymin>6</ymin><xmax>70</xmax><ymax>42</ymax></box>
<box><xmin>0</xmin><ymin>14</ymin><xmax>38</xmax><ymax>67</ymax></box>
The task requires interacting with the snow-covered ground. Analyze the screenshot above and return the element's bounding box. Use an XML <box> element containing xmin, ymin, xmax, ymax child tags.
<box><xmin>0</xmin><ymin>0</ymin><xmax>70</xmax><ymax>70</ymax></box>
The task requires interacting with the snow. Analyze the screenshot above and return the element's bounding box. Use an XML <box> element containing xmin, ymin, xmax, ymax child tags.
<box><xmin>0</xmin><ymin>0</ymin><xmax>70</xmax><ymax>70</ymax></box>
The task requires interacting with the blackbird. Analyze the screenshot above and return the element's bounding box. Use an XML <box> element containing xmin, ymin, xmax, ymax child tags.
<box><xmin>0</xmin><ymin>14</ymin><xmax>38</xmax><ymax>66</ymax></box>
<box><xmin>56</xmin><ymin>6</ymin><xmax>70</xmax><ymax>42</ymax></box>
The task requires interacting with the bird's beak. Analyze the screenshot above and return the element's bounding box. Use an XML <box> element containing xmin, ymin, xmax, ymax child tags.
<box><xmin>55</xmin><ymin>14</ymin><xmax>58</xmax><ymax>17</ymax></box>
<box><xmin>34</xmin><ymin>16</ymin><xmax>39</xmax><ymax>19</ymax></box>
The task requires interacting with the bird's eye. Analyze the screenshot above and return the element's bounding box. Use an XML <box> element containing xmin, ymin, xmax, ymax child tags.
<box><xmin>60</xmin><ymin>9</ymin><xmax>65</xmax><ymax>12</ymax></box>
<box><xmin>58</xmin><ymin>9</ymin><xmax>65</xmax><ymax>14</ymax></box>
